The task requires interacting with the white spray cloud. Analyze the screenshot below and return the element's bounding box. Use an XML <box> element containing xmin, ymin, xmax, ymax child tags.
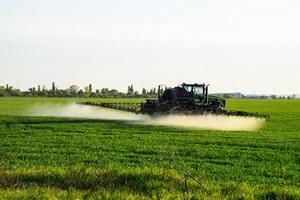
<box><xmin>26</xmin><ymin>103</ymin><xmax>265</xmax><ymax>131</ymax></box>
<box><xmin>27</xmin><ymin>103</ymin><xmax>144</xmax><ymax>121</ymax></box>
<box><xmin>141</xmin><ymin>114</ymin><xmax>265</xmax><ymax>131</ymax></box>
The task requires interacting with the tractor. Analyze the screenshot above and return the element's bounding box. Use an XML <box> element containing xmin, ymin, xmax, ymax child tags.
<box><xmin>140</xmin><ymin>83</ymin><xmax>226</xmax><ymax>115</ymax></box>
<box><xmin>80</xmin><ymin>83</ymin><xmax>267</xmax><ymax>118</ymax></box>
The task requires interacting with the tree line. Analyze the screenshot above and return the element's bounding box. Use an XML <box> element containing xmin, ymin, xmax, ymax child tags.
<box><xmin>0</xmin><ymin>82</ymin><xmax>158</xmax><ymax>98</ymax></box>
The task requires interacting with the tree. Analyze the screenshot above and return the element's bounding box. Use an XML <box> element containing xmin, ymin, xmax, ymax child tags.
<box><xmin>51</xmin><ymin>82</ymin><xmax>56</xmax><ymax>97</ymax></box>
<box><xmin>270</xmin><ymin>95</ymin><xmax>277</xmax><ymax>99</ymax></box>
<box><xmin>142</xmin><ymin>88</ymin><xmax>147</xmax><ymax>95</ymax></box>
<box><xmin>90</xmin><ymin>92</ymin><xmax>97</xmax><ymax>97</ymax></box>
<box><xmin>127</xmin><ymin>86</ymin><xmax>130</xmax><ymax>95</ymax></box>
<box><xmin>4</xmin><ymin>84</ymin><xmax>13</xmax><ymax>96</ymax></box>
<box><xmin>148</xmin><ymin>88</ymin><xmax>153</xmax><ymax>95</ymax></box>
<box><xmin>260</xmin><ymin>95</ymin><xmax>267</xmax><ymax>99</ymax></box>
<box><xmin>133</xmin><ymin>91</ymin><xmax>139</xmax><ymax>97</ymax></box>
<box><xmin>84</xmin><ymin>86</ymin><xmax>91</xmax><ymax>97</ymax></box>
<box><xmin>95</xmin><ymin>89</ymin><xmax>101</xmax><ymax>97</ymax></box>
<box><xmin>153</xmin><ymin>88</ymin><xmax>156</xmax><ymax>95</ymax></box>
<box><xmin>37</xmin><ymin>85</ymin><xmax>41</xmax><ymax>94</ymax></box>
<box><xmin>89</xmin><ymin>84</ymin><xmax>92</xmax><ymax>93</ymax></box>
<box><xmin>78</xmin><ymin>89</ymin><xmax>84</xmax><ymax>97</ymax></box>
<box><xmin>101</xmin><ymin>88</ymin><xmax>109</xmax><ymax>97</ymax></box>
<box><xmin>101</xmin><ymin>88</ymin><xmax>108</xmax><ymax>94</ymax></box>
<box><xmin>127</xmin><ymin>85</ymin><xmax>134</xmax><ymax>96</ymax></box>
<box><xmin>69</xmin><ymin>85</ymin><xmax>80</xmax><ymax>97</ymax></box>
<box><xmin>41</xmin><ymin>85</ymin><xmax>48</xmax><ymax>97</ymax></box>
<box><xmin>109</xmin><ymin>89</ymin><xmax>119</xmax><ymax>97</ymax></box>
<box><xmin>52</xmin><ymin>82</ymin><xmax>56</xmax><ymax>92</ymax></box>
<box><xmin>0</xmin><ymin>86</ymin><xmax>5</xmax><ymax>96</ymax></box>
<box><xmin>29</xmin><ymin>87</ymin><xmax>37</xmax><ymax>96</ymax></box>
<box><xmin>12</xmin><ymin>89</ymin><xmax>22</xmax><ymax>96</ymax></box>
<box><xmin>55</xmin><ymin>89</ymin><xmax>65</xmax><ymax>97</ymax></box>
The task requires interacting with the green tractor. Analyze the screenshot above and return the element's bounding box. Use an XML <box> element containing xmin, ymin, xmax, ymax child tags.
<box><xmin>140</xmin><ymin>83</ymin><xmax>226</xmax><ymax>115</ymax></box>
<box><xmin>81</xmin><ymin>83</ymin><xmax>267</xmax><ymax>118</ymax></box>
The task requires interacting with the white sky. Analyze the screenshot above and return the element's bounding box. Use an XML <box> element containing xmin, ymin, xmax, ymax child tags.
<box><xmin>0</xmin><ymin>0</ymin><xmax>299</xmax><ymax>94</ymax></box>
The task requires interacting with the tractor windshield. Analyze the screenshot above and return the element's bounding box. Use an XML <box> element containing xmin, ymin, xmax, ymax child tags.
<box><xmin>194</xmin><ymin>86</ymin><xmax>204</xmax><ymax>96</ymax></box>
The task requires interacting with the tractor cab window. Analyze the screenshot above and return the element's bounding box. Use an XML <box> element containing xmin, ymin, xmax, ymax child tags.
<box><xmin>194</xmin><ymin>86</ymin><xmax>204</xmax><ymax>96</ymax></box>
<box><xmin>183</xmin><ymin>86</ymin><xmax>192</xmax><ymax>93</ymax></box>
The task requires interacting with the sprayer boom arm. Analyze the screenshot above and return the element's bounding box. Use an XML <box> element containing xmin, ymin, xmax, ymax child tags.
<box><xmin>79</xmin><ymin>102</ymin><xmax>268</xmax><ymax>118</ymax></box>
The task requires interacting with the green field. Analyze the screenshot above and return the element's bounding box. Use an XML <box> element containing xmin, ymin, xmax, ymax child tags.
<box><xmin>0</xmin><ymin>98</ymin><xmax>299</xmax><ymax>199</ymax></box>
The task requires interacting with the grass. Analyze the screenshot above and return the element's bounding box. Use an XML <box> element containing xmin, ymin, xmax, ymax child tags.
<box><xmin>0</xmin><ymin>97</ymin><xmax>299</xmax><ymax>199</ymax></box>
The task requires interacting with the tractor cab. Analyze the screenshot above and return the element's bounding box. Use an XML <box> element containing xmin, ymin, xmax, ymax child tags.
<box><xmin>158</xmin><ymin>83</ymin><xmax>209</xmax><ymax>106</ymax></box>
<box><xmin>181</xmin><ymin>83</ymin><xmax>208</xmax><ymax>105</ymax></box>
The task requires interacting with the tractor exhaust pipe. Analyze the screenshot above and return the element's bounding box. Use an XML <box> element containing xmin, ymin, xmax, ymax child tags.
<box><xmin>205</xmin><ymin>84</ymin><xmax>209</xmax><ymax>104</ymax></box>
<box><xmin>158</xmin><ymin>85</ymin><xmax>161</xmax><ymax>101</ymax></box>
<box><xmin>157</xmin><ymin>84</ymin><xmax>167</xmax><ymax>103</ymax></box>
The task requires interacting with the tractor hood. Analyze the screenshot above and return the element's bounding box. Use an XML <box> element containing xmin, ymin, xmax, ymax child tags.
<box><xmin>208</xmin><ymin>95</ymin><xmax>226</xmax><ymax>108</ymax></box>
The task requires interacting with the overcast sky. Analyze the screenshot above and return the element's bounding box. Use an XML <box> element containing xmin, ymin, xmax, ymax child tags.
<box><xmin>0</xmin><ymin>0</ymin><xmax>299</xmax><ymax>94</ymax></box>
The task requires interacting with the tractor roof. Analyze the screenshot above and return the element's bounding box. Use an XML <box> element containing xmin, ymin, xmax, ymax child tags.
<box><xmin>181</xmin><ymin>83</ymin><xmax>206</xmax><ymax>87</ymax></box>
